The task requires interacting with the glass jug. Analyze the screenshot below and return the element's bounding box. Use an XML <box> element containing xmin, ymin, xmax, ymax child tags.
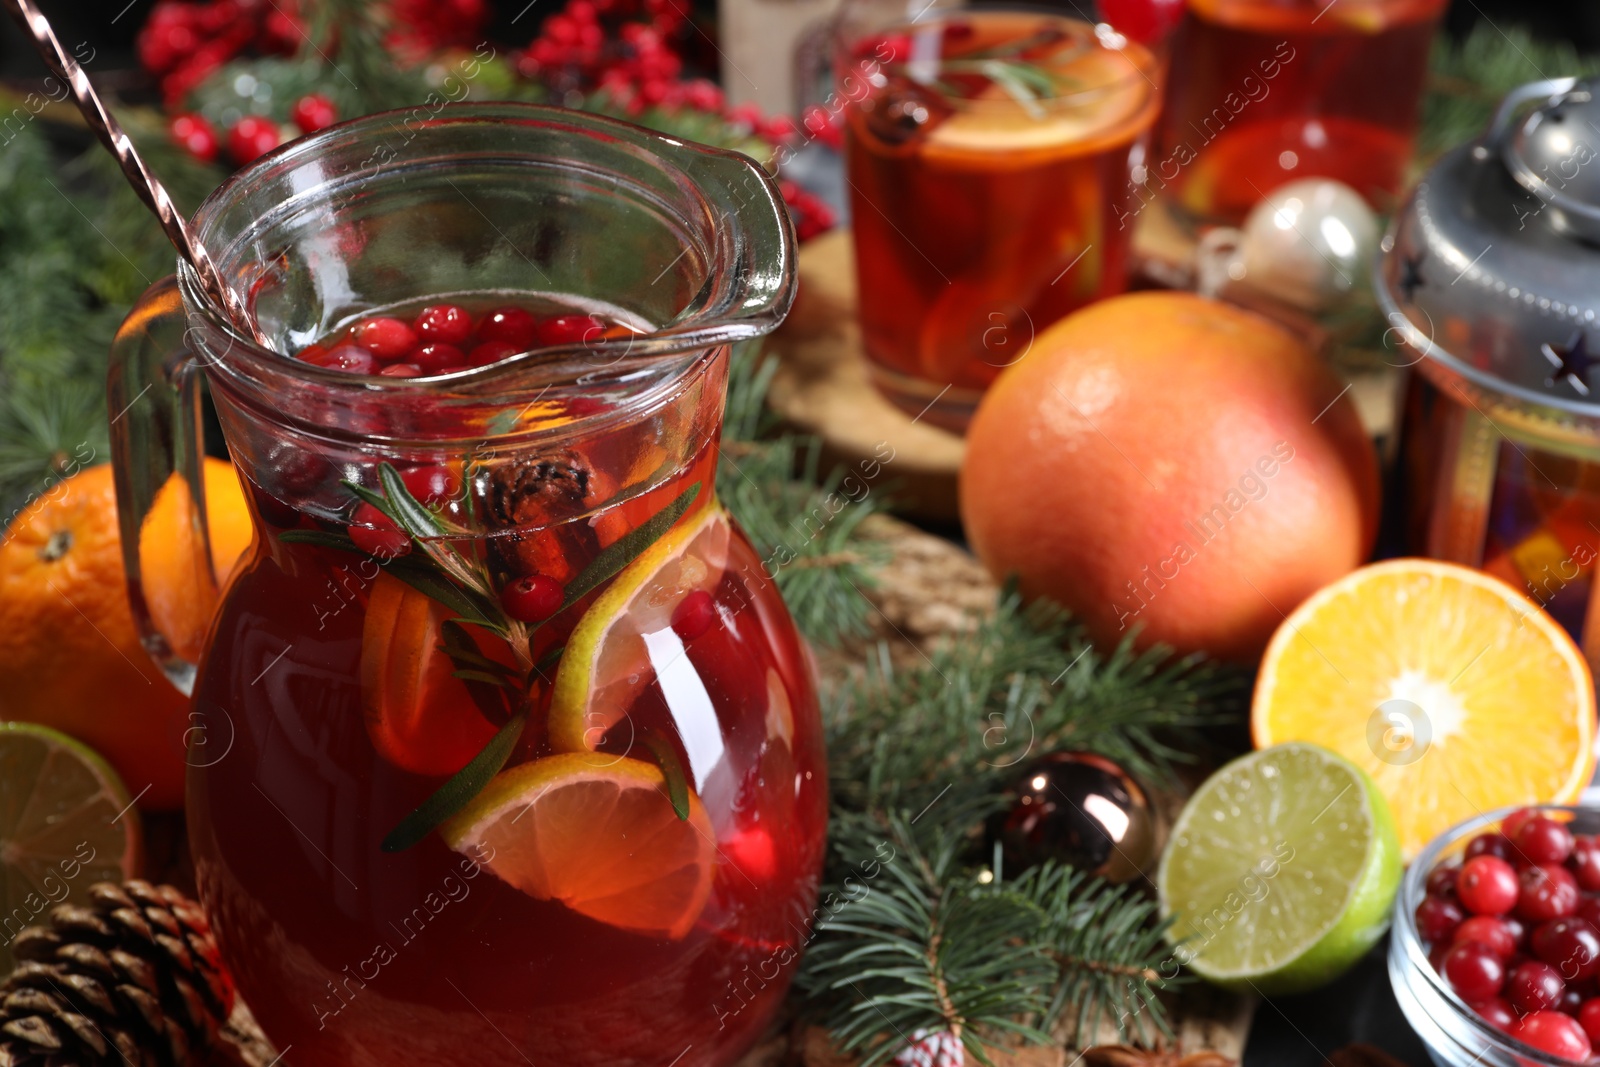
<box><xmin>106</xmin><ymin>103</ymin><xmax>827</xmax><ymax>1067</ymax></box>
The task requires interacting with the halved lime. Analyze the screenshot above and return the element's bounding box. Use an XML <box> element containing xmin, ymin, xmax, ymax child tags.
<box><xmin>1157</xmin><ymin>742</ymin><xmax>1401</xmax><ymax>996</ymax></box>
<box><xmin>0</xmin><ymin>723</ymin><xmax>142</xmax><ymax>968</ymax></box>
<box><xmin>547</xmin><ymin>504</ymin><xmax>730</xmax><ymax>753</ymax></box>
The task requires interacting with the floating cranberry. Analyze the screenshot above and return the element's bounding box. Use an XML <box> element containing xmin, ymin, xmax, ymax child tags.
<box><xmin>303</xmin><ymin>344</ymin><xmax>377</xmax><ymax>374</ymax></box>
<box><xmin>1417</xmin><ymin>894</ymin><xmax>1466</xmax><ymax>943</ymax></box>
<box><xmin>468</xmin><ymin>341</ymin><xmax>520</xmax><ymax>367</ymax></box>
<box><xmin>1503</xmin><ymin>808</ymin><xmax>1544</xmax><ymax>844</ymax></box>
<box><xmin>1455</xmin><ymin>915</ymin><xmax>1520</xmax><ymax>960</ymax></box>
<box><xmin>415</xmin><ymin>304</ymin><xmax>474</xmax><ymax>346</ymax></box>
<box><xmin>352</xmin><ymin>317</ymin><xmax>419</xmax><ymax>361</ymax></box>
<box><xmin>290</xmin><ymin>92</ymin><xmax>338</xmax><ymax>134</ymax></box>
<box><xmin>413</xmin><ymin>343</ymin><xmax>467</xmax><ymax>374</ymax></box>
<box><xmin>537</xmin><ymin>314</ymin><xmax>605</xmax><ymax>347</ymax></box>
<box><xmin>349</xmin><ymin>503</ymin><xmax>410</xmax><ymax>558</ymax></box>
<box><xmin>1521</xmin><ymin>865</ymin><xmax>1582</xmax><ymax>922</ymax></box>
<box><xmin>1512</xmin><ymin>1010</ymin><xmax>1592</xmax><ymax>1062</ymax></box>
<box><xmin>1459</xmin><ymin>855</ymin><xmax>1520</xmax><ymax>916</ymax></box>
<box><xmin>1519</xmin><ymin>816</ymin><xmax>1577</xmax><ymax>866</ymax></box>
<box><xmin>379</xmin><ymin>363</ymin><xmax>423</xmax><ymax>378</ymax></box>
<box><xmin>671</xmin><ymin>589</ymin><xmax>716</xmax><ymax>642</ymax></box>
<box><xmin>399</xmin><ymin>465</ymin><xmax>461</xmax><ymax>507</ymax></box>
<box><xmin>227</xmin><ymin>115</ymin><xmax>282</xmax><ymax>166</ymax></box>
<box><xmin>1580</xmin><ymin>998</ymin><xmax>1600</xmax><ymax>1044</ymax></box>
<box><xmin>1534</xmin><ymin>918</ymin><xmax>1600</xmax><ymax>980</ymax></box>
<box><xmin>1426</xmin><ymin>864</ymin><xmax>1460</xmax><ymax>898</ymax></box>
<box><xmin>501</xmin><ymin>574</ymin><xmax>565</xmax><ymax>623</ymax></box>
<box><xmin>1572</xmin><ymin>836</ymin><xmax>1600</xmax><ymax>891</ymax></box>
<box><xmin>170</xmin><ymin>112</ymin><xmax>219</xmax><ymax>162</ymax></box>
<box><xmin>1443</xmin><ymin>941</ymin><xmax>1505</xmax><ymax>1002</ymax></box>
<box><xmin>1578</xmin><ymin>897</ymin><xmax>1600</xmax><ymax>931</ymax></box>
<box><xmin>1509</xmin><ymin>961</ymin><xmax>1568</xmax><ymax>1015</ymax></box>
<box><xmin>1467</xmin><ymin>832</ymin><xmax>1516</xmax><ymax>864</ymax></box>
<box><xmin>1473</xmin><ymin>996</ymin><xmax>1518</xmax><ymax>1033</ymax></box>
<box><xmin>478</xmin><ymin>307</ymin><xmax>539</xmax><ymax>349</ymax></box>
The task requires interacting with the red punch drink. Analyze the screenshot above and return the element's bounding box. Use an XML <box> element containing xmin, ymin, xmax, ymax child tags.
<box><xmin>839</xmin><ymin>10</ymin><xmax>1159</xmax><ymax>430</ymax></box>
<box><xmin>1154</xmin><ymin>0</ymin><xmax>1447</xmax><ymax>223</ymax></box>
<box><xmin>106</xmin><ymin>106</ymin><xmax>821</xmax><ymax>1067</ymax></box>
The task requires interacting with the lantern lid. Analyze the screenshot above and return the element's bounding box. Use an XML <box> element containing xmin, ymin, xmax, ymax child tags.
<box><xmin>1377</xmin><ymin>77</ymin><xmax>1600</xmax><ymax>449</ymax></box>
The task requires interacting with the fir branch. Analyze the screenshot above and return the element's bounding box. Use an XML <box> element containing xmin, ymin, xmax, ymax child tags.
<box><xmin>826</xmin><ymin>591</ymin><xmax>1241</xmax><ymax>817</ymax></box>
<box><xmin>1419</xmin><ymin>23</ymin><xmax>1600</xmax><ymax>164</ymax></box>
<box><xmin>717</xmin><ymin>344</ymin><xmax>889</xmax><ymax>646</ymax></box>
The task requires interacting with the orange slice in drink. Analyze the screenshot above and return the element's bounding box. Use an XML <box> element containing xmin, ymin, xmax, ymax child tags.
<box><xmin>1253</xmin><ymin>559</ymin><xmax>1596</xmax><ymax>860</ymax></box>
<box><xmin>439</xmin><ymin>752</ymin><xmax>715</xmax><ymax>939</ymax></box>
<box><xmin>547</xmin><ymin>504</ymin><xmax>730</xmax><ymax>753</ymax></box>
<box><xmin>361</xmin><ymin>573</ymin><xmax>500</xmax><ymax>776</ymax></box>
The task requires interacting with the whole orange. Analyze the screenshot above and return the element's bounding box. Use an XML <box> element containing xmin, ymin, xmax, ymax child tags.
<box><xmin>0</xmin><ymin>460</ymin><xmax>252</xmax><ymax>809</ymax></box>
<box><xmin>960</xmin><ymin>292</ymin><xmax>1378</xmax><ymax>661</ymax></box>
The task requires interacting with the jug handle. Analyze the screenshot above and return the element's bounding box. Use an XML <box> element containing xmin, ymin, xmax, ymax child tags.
<box><xmin>106</xmin><ymin>275</ymin><xmax>219</xmax><ymax>696</ymax></box>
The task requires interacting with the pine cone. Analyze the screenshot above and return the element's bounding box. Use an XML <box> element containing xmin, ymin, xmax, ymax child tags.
<box><xmin>0</xmin><ymin>881</ymin><xmax>234</xmax><ymax>1067</ymax></box>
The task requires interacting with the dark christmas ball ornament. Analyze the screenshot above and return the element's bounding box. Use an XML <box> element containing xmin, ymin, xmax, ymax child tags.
<box><xmin>1000</xmin><ymin>752</ymin><xmax>1157</xmax><ymax>883</ymax></box>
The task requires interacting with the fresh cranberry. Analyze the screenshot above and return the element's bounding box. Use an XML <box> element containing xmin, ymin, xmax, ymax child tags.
<box><xmin>1534</xmin><ymin>918</ymin><xmax>1600</xmax><ymax>980</ymax></box>
<box><xmin>348</xmin><ymin>503</ymin><xmax>410</xmax><ymax>558</ymax></box>
<box><xmin>1455</xmin><ymin>915</ymin><xmax>1520</xmax><ymax>960</ymax></box>
<box><xmin>500</xmin><ymin>575</ymin><xmax>565</xmax><ymax>623</ymax></box>
<box><xmin>1467</xmin><ymin>832</ymin><xmax>1516</xmax><ymax>864</ymax></box>
<box><xmin>671</xmin><ymin>589</ymin><xmax>716</xmax><ymax>642</ymax></box>
<box><xmin>1519</xmin><ymin>817</ymin><xmax>1577</xmax><ymax>866</ymax></box>
<box><xmin>1564</xmin><ymin>986</ymin><xmax>1586</xmax><ymax>1014</ymax></box>
<box><xmin>1473</xmin><ymin>996</ymin><xmax>1518</xmax><ymax>1033</ymax></box>
<box><xmin>412</xmin><ymin>343</ymin><xmax>467</xmax><ymax>374</ymax></box>
<box><xmin>1443</xmin><ymin>941</ymin><xmax>1506</xmax><ymax>1002</ymax></box>
<box><xmin>478</xmin><ymin>307</ymin><xmax>539</xmax><ymax>348</ymax></box>
<box><xmin>537</xmin><ymin>314</ymin><xmax>606</xmax><ymax>347</ymax></box>
<box><xmin>1579</xmin><ymin>897</ymin><xmax>1600</xmax><ymax>931</ymax></box>
<box><xmin>1503</xmin><ymin>808</ymin><xmax>1545</xmax><ymax>844</ymax></box>
<box><xmin>290</xmin><ymin>92</ymin><xmax>338</xmax><ymax>134</ymax></box>
<box><xmin>1429</xmin><ymin>941</ymin><xmax>1451</xmax><ymax>975</ymax></box>
<box><xmin>1426</xmin><ymin>864</ymin><xmax>1461</xmax><ymax>898</ymax></box>
<box><xmin>399</xmin><ymin>465</ymin><xmax>460</xmax><ymax>507</ymax></box>
<box><xmin>1580</xmin><ymin>998</ymin><xmax>1600</xmax><ymax>1044</ymax></box>
<box><xmin>351</xmin><ymin>317</ymin><xmax>419</xmax><ymax>361</ymax></box>
<box><xmin>1521</xmin><ymin>865</ymin><xmax>1582</xmax><ymax>922</ymax></box>
<box><xmin>1509</xmin><ymin>961</ymin><xmax>1568</xmax><ymax>1014</ymax></box>
<box><xmin>1417</xmin><ymin>894</ymin><xmax>1467</xmax><ymax>943</ymax></box>
<box><xmin>468</xmin><ymin>341</ymin><xmax>520</xmax><ymax>367</ymax></box>
<box><xmin>227</xmin><ymin>115</ymin><xmax>282</xmax><ymax>166</ymax></box>
<box><xmin>378</xmin><ymin>363</ymin><xmax>423</xmax><ymax>378</ymax></box>
<box><xmin>1513</xmin><ymin>1011</ymin><xmax>1592</xmax><ymax>1062</ymax></box>
<box><xmin>1572</xmin><ymin>836</ymin><xmax>1600</xmax><ymax>891</ymax></box>
<box><xmin>303</xmin><ymin>344</ymin><xmax>377</xmax><ymax>374</ymax></box>
<box><xmin>1505</xmin><ymin>915</ymin><xmax>1530</xmax><ymax>948</ymax></box>
<box><xmin>414</xmin><ymin>304</ymin><xmax>474</xmax><ymax>345</ymax></box>
<box><xmin>1459</xmin><ymin>856</ymin><xmax>1520</xmax><ymax>916</ymax></box>
<box><xmin>170</xmin><ymin>112</ymin><xmax>219</xmax><ymax>162</ymax></box>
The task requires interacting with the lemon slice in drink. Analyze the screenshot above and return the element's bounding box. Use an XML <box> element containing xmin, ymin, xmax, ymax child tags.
<box><xmin>1157</xmin><ymin>742</ymin><xmax>1401</xmax><ymax>996</ymax></box>
<box><xmin>440</xmin><ymin>752</ymin><xmax>715</xmax><ymax>939</ymax></box>
<box><xmin>0</xmin><ymin>723</ymin><xmax>142</xmax><ymax>968</ymax></box>
<box><xmin>548</xmin><ymin>504</ymin><xmax>730</xmax><ymax>753</ymax></box>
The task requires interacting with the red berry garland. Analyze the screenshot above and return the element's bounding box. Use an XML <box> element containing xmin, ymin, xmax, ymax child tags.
<box><xmin>169</xmin><ymin>112</ymin><xmax>220</xmax><ymax>162</ymax></box>
<box><xmin>290</xmin><ymin>92</ymin><xmax>339</xmax><ymax>133</ymax></box>
<box><xmin>226</xmin><ymin>115</ymin><xmax>282</xmax><ymax>165</ymax></box>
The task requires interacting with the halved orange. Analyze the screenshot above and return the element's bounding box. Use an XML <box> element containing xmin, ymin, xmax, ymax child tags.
<box><xmin>1253</xmin><ymin>559</ymin><xmax>1596</xmax><ymax>860</ymax></box>
<box><xmin>439</xmin><ymin>752</ymin><xmax>715</xmax><ymax>939</ymax></box>
<box><xmin>360</xmin><ymin>573</ymin><xmax>501</xmax><ymax>776</ymax></box>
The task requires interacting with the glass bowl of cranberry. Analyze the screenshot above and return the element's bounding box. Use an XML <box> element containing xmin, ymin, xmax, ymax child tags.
<box><xmin>1392</xmin><ymin>805</ymin><xmax>1600</xmax><ymax>1065</ymax></box>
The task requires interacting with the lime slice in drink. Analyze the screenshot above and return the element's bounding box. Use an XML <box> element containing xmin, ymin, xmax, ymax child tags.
<box><xmin>547</xmin><ymin>504</ymin><xmax>730</xmax><ymax>753</ymax></box>
<box><xmin>0</xmin><ymin>722</ymin><xmax>142</xmax><ymax>968</ymax></box>
<box><xmin>1157</xmin><ymin>742</ymin><xmax>1401</xmax><ymax>996</ymax></box>
<box><xmin>440</xmin><ymin>752</ymin><xmax>715</xmax><ymax>939</ymax></box>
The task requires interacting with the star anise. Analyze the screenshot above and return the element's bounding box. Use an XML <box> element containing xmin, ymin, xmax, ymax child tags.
<box><xmin>484</xmin><ymin>451</ymin><xmax>599</xmax><ymax>582</ymax></box>
<box><xmin>1081</xmin><ymin>1046</ymin><xmax>1235</xmax><ymax>1067</ymax></box>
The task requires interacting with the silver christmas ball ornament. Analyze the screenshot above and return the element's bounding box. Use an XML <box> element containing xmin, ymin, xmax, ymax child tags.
<box><xmin>1240</xmin><ymin>178</ymin><xmax>1380</xmax><ymax>312</ymax></box>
